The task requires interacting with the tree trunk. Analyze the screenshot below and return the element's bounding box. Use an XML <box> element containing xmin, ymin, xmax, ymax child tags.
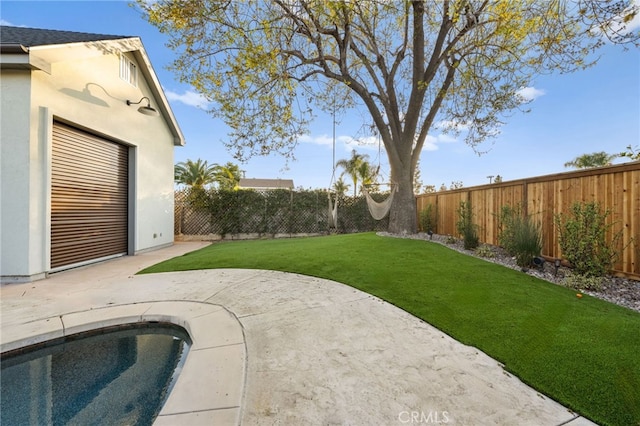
<box><xmin>387</xmin><ymin>167</ymin><xmax>417</xmax><ymax>234</ymax></box>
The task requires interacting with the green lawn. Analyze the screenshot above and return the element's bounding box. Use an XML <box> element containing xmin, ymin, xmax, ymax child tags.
<box><xmin>141</xmin><ymin>233</ymin><xmax>640</xmax><ymax>426</ymax></box>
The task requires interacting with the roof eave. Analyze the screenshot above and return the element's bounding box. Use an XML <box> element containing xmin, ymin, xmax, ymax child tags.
<box><xmin>130</xmin><ymin>46</ymin><xmax>185</xmax><ymax>147</ymax></box>
<box><xmin>0</xmin><ymin>44</ymin><xmax>52</xmax><ymax>73</ymax></box>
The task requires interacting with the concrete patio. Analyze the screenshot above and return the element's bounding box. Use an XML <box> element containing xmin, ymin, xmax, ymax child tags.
<box><xmin>1</xmin><ymin>242</ymin><xmax>596</xmax><ymax>425</ymax></box>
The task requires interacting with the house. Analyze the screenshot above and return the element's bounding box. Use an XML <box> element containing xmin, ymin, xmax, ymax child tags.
<box><xmin>0</xmin><ymin>26</ymin><xmax>185</xmax><ymax>283</ymax></box>
<box><xmin>238</xmin><ymin>178</ymin><xmax>294</xmax><ymax>191</ymax></box>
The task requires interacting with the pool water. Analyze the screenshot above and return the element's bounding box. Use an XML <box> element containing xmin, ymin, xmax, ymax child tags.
<box><xmin>1</xmin><ymin>324</ymin><xmax>190</xmax><ymax>426</ymax></box>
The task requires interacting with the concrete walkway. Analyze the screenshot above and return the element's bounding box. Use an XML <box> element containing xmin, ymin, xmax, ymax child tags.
<box><xmin>1</xmin><ymin>242</ymin><xmax>596</xmax><ymax>425</ymax></box>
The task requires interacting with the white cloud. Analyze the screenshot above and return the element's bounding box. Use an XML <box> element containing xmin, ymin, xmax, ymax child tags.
<box><xmin>423</xmin><ymin>135</ymin><xmax>439</xmax><ymax>151</ymax></box>
<box><xmin>164</xmin><ymin>89</ymin><xmax>210</xmax><ymax>108</ymax></box>
<box><xmin>421</xmin><ymin>133</ymin><xmax>458</xmax><ymax>152</ymax></box>
<box><xmin>0</xmin><ymin>19</ymin><xmax>15</xmax><ymax>26</ymax></box>
<box><xmin>628</xmin><ymin>0</ymin><xmax>640</xmax><ymax>31</ymax></box>
<box><xmin>592</xmin><ymin>0</ymin><xmax>640</xmax><ymax>40</ymax></box>
<box><xmin>298</xmin><ymin>134</ymin><xmax>333</xmax><ymax>146</ymax></box>
<box><xmin>299</xmin><ymin>134</ymin><xmax>379</xmax><ymax>151</ymax></box>
<box><xmin>437</xmin><ymin>133</ymin><xmax>457</xmax><ymax>143</ymax></box>
<box><xmin>516</xmin><ymin>86</ymin><xmax>545</xmax><ymax>102</ymax></box>
<box><xmin>436</xmin><ymin>120</ymin><xmax>471</xmax><ymax>132</ymax></box>
<box><xmin>301</xmin><ymin>130</ymin><xmax>457</xmax><ymax>153</ymax></box>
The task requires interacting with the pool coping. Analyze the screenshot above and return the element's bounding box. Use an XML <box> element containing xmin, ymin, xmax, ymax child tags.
<box><xmin>0</xmin><ymin>301</ymin><xmax>247</xmax><ymax>425</ymax></box>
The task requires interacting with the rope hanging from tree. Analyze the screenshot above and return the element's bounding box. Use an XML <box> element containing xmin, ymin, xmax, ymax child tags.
<box><xmin>327</xmin><ymin>102</ymin><xmax>338</xmax><ymax>229</ymax></box>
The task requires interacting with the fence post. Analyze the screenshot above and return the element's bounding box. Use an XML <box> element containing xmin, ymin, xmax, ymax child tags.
<box><xmin>522</xmin><ymin>180</ymin><xmax>529</xmax><ymax>217</ymax></box>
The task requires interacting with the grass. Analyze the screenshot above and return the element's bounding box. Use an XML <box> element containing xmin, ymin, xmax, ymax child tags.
<box><xmin>140</xmin><ymin>233</ymin><xmax>640</xmax><ymax>426</ymax></box>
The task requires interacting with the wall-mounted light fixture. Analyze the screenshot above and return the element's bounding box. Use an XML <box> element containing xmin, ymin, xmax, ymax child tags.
<box><xmin>126</xmin><ymin>96</ymin><xmax>159</xmax><ymax>116</ymax></box>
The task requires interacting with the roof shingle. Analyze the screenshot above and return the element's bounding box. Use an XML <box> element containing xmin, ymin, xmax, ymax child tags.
<box><xmin>0</xmin><ymin>25</ymin><xmax>131</xmax><ymax>47</ymax></box>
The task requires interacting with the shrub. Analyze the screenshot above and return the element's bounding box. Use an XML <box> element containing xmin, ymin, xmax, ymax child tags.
<box><xmin>445</xmin><ymin>235</ymin><xmax>457</xmax><ymax>244</ymax></box>
<box><xmin>497</xmin><ymin>204</ymin><xmax>523</xmax><ymax>255</ymax></box>
<box><xmin>563</xmin><ymin>272</ymin><xmax>604</xmax><ymax>291</ymax></box>
<box><xmin>554</xmin><ymin>202</ymin><xmax>622</xmax><ymax>278</ymax></box>
<box><xmin>475</xmin><ymin>244</ymin><xmax>495</xmax><ymax>258</ymax></box>
<box><xmin>419</xmin><ymin>203</ymin><xmax>436</xmax><ymax>233</ymax></box>
<box><xmin>456</xmin><ymin>201</ymin><xmax>479</xmax><ymax>250</ymax></box>
<box><xmin>511</xmin><ymin>215</ymin><xmax>543</xmax><ymax>268</ymax></box>
<box><xmin>497</xmin><ymin>204</ymin><xmax>542</xmax><ymax>268</ymax></box>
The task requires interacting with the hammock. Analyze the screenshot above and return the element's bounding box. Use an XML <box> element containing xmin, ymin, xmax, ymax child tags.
<box><xmin>362</xmin><ymin>186</ymin><xmax>395</xmax><ymax>220</ymax></box>
<box><xmin>327</xmin><ymin>191</ymin><xmax>338</xmax><ymax>228</ymax></box>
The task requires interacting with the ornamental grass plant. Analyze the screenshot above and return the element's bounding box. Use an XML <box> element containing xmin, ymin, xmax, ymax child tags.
<box><xmin>498</xmin><ymin>204</ymin><xmax>543</xmax><ymax>268</ymax></box>
<box><xmin>511</xmin><ymin>215</ymin><xmax>543</xmax><ymax>268</ymax></box>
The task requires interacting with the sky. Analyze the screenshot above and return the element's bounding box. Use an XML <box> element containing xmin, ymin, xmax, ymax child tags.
<box><xmin>2</xmin><ymin>1</ymin><xmax>639</xmax><ymax>190</ymax></box>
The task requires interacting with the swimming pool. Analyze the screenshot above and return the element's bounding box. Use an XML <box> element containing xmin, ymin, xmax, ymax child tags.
<box><xmin>1</xmin><ymin>323</ymin><xmax>190</xmax><ymax>426</ymax></box>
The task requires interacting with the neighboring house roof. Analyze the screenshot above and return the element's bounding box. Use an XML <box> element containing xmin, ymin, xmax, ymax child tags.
<box><xmin>0</xmin><ymin>26</ymin><xmax>130</xmax><ymax>47</ymax></box>
<box><xmin>0</xmin><ymin>25</ymin><xmax>185</xmax><ymax>146</ymax></box>
<box><xmin>239</xmin><ymin>178</ymin><xmax>294</xmax><ymax>190</ymax></box>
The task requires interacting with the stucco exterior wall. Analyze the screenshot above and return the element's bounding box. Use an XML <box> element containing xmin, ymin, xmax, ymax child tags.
<box><xmin>1</xmin><ymin>39</ymin><xmax>177</xmax><ymax>282</ymax></box>
<box><xmin>0</xmin><ymin>70</ymin><xmax>37</xmax><ymax>280</ymax></box>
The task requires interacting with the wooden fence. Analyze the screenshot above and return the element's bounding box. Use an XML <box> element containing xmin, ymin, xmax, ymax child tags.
<box><xmin>416</xmin><ymin>161</ymin><xmax>640</xmax><ymax>279</ymax></box>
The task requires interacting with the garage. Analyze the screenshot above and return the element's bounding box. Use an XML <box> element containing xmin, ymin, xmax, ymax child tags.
<box><xmin>51</xmin><ymin>122</ymin><xmax>129</xmax><ymax>269</ymax></box>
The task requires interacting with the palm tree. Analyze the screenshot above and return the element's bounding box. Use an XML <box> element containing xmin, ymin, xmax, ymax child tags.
<box><xmin>212</xmin><ymin>162</ymin><xmax>243</xmax><ymax>190</ymax></box>
<box><xmin>357</xmin><ymin>161</ymin><xmax>379</xmax><ymax>191</ymax></box>
<box><xmin>564</xmin><ymin>152</ymin><xmax>618</xmax><ymax>169</ymax></box>
<box><xmin>619</xmin><ymin>145</ymin><xmax>640</xmax><ymax>161</ymax></box>
<box><xmin>332</xmin><ymin>177</ymin><xmax>350</xmax><ymax>197</ymax></box>
<box><xmin>174</xmin><ymin>159</ymin><xmax>216</xmax><ymax>188</ymax></box>
<box><xmin>335</xmin><ymin>149</ymin><xmax>370</xmax><ymax>197</ymax></box>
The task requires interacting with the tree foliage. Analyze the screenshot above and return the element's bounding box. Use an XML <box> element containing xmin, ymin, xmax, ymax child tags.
<box><xmin>212</xmin><ymin>161</ymin><xmax>244</xmax><ymax>190</ymax></box>
<box><xmin>174</xmin><ymin>158</ymin><xmax>217</xmax><ymax>188</ymax></box>
<box><xmin>175</xmin><ymin>159</ymin><xmax>244</xmax><ymax>189</ymax></box>
<box><xmin>332</xmin><ymin>176</ymin><xmax>350</xmax><ymax>196</ymax></box>
<box><xmin>335</xmin><ymin>149</ymin><xmax>377</xmax><ymax>197</ymax></box>
<box><xmin>619</xmin><ymin>144</ymin><xmax>640</xmax><ymax>161</ymax></box>
<box><xmin>141</xmin><ymin>0</ymin><xmax>639</xmax><ymax>233</ymax></box>
<box><xmin>563</xmin><ymin>151</ymin><xmax>619</xmax><ymax>169</ymax></box>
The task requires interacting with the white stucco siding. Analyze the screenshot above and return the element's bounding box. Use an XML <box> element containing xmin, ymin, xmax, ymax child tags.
<box><xmin>31</xmin><ymin>44</ymin><xmax>176</xmax><ymax>254</ymax></box>
<box><xmin>31</xmin><ymin>47</ymin><xmax>175</xmax><ymax>254</ymax></box>
<box><xmin>135</xmin><ymin>149</ymin><xmax>176</xmax><ymax>252</ymax></box>
<box><xmin>1</xmin><ymin>39</ymin><xmax>178</xmax><ymax>282</ymax></box>
<box><xmin>0</xmin><ymin>71</ymin><xmax>36</xmax><ymax>279</ymax></box>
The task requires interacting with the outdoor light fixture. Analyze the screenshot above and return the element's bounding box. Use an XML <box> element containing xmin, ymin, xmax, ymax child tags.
<box><xmin>126</xmin><ymin>96</ymin><xmax>159</xmax><ymax>116</ymax></box>
<box><xmin>554</xmin><ymin>258</ymin><xmax>561</xmax><ymax>276</ymax></box>
<box><xmin>427</xmin><ymin>230</ymin><xmax>433</xmax><ymax>240</ymax></box>
<box><xmin>533</xmin><ymin>256</ymin><xmax>545</xmax><ymax>270</ymax></box>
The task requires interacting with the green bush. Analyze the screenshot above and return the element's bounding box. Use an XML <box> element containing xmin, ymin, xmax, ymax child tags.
<box><xmin>419</xmin><ymin>203</ymin><xmax>436</xmax><ymax>233</ymax></box>
<box><xmin>456</xmin><ymin>201</ymin><xmax>479</xmax><ymax>250</ymax></box>
<box><xmin>554</xmin><ymin>202</ymin><xmax>621</xmax><ymax>277</ymax></box>
<box><xmin>562</xmin><ymin>272</ymin><xmax>604</xmax><ymax>291</ymax></box>
<box><xmin>497</xmin><ymin>204</ymin><xmax>542</xmax><ymax>268</ymax></box>
<box><xmin>475</xmin><ymin>244</ymin><xmax>495</xmax><ymax>258</ymax></box>
<box><xmin>511</xmin><ymin>215</ymin><xmax>543</xmax><ymax>268</ymax></box>
<box><xmin>497</xmin><ymin>204</ymin><xmax>523</xmax><ymax>255</ymax></box>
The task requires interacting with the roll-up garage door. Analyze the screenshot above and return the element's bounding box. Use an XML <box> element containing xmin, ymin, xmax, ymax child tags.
<box><xmin>51</xmin><ymin>122</ymin><xmax>128</xmax><ymax>269</ymax></box>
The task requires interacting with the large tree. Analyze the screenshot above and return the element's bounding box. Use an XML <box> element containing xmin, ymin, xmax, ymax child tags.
<box><xmin>141</xmin><ymin>0</ymin><xmax>639</xmax><ymax>233</ymax></box>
